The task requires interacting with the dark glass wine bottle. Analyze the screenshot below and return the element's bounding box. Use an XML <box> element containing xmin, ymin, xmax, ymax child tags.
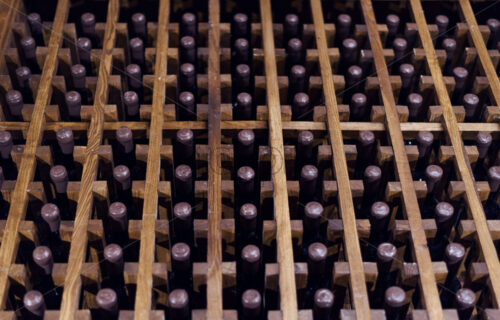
<box><xmin>96</xmin><ymin>288</ymin><xmax>119</xmax><ymax>319</ymax></box>
<box><xmin>31</xmin><ymin>246</ymin><xmax>61</xmax><ymax>308</ymax></box>
<box><xmin>22</xmin><ymin>290</ymin><xmax>46</xmax><ymax>320</ymax></box>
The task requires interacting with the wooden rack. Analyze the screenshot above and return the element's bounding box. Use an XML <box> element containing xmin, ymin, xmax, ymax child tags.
<box><xmin>0</xmin><ymin>0</ymin><xmax>498</xmax><ymax>319</ymax></box>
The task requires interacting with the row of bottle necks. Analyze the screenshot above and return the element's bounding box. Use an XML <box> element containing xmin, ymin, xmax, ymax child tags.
<box><xmin>7</xmin><ymin>132</ymin><xmax>496</xmax><ymax>319</ymax></box>
<box><xmin>5</xmin><ymin>11</ymin><xmax>498</xmax><ymax>122</ymax></box>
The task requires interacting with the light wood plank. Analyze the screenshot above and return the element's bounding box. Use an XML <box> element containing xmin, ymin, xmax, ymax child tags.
<box><xmin>458</xmin><ymin>0</ymin><xmax>500</xmax><ymax>108</ymax></box>
<box><xmin>360</xmin><ymin>0</ymin><xmax>444</xmax><ymax>318</ymax></box>
<box><xmin>259</xmin><ymin>1</ymin><xmax>298</xmax><ymax>319</ymax></box>
<box><xmin>0</xmin><ymin>0</ymin><xmax>70</xmax><ymax>308</ymax></box>
<box><xmin>58</xmin><ymin>1</ymin><xmax>119</xmax><ymax>318</ymax></box>
<box><xmin>310</xmin><ymin>0</ymin><xmax>370</xmax><ymax>318</ymax></box>
<box><xmin>134</xmin><ymin>0</ymin><xmax>170</xmax><ymax>318</ymax></box>
<box><xmin>206</xmin><ymin>0</ymin><xmax>223</xmax><ymax>318</ymax></box>
<box><xmin>410</xmin><ymin>0</ymin><xmax>500</xmax><ymax>307</ymax></box>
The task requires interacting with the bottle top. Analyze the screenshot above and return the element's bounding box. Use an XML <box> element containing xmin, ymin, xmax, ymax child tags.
<box><xmin>0</xmin><ymin>130</ymin><xmax>13</xmax><ymax>159</ymax></box>
<box><xmin>444</xmin><ymin>242</ymin><xmax>465</xmax><ymax>266</ymax></box>
<box><xmin>116</xmin><ymin>126</ymin><xmax>134</xmax><ymax>154</ymax></box>
<box><xmin>241</xmin><ymin>289</ymin><xmax>261</xmax><ymax>317</ymax></box>
<box><xmin>50</xmin><ymin>165</ymin><xmax>68</xmax><ymax>193</ymax></box>
<box><xmin>476</xmin><ymin>132</ymin><xmax>493</xmax><ymax>159</ymax></box>
<box><xmin>385</xmin><ymin>286</ymin><xmax>406</xmax><ymax>308</ymax></box>
<box><xmin>56</xmin><ymin>127</ymin><xmax>75</xmax><ymax>155</ymax></box>
<box><xmin>20</xmin><ymin>36</ymin><xmax>36</xmax><ymax>59</ymax></box>
<box><xmin>5</xmin><ymin>90</ymin><xmax>23</xmax><ymax>116</ymax></box>
<box><xmin>113</xmin><ymin>165</ymin><xmax>131</xmax><ymax>190</ymax></box>
<box><xmin>96</xmin><ymin>288</ymin><xmax>118</xmax><ymax>315</ymax></box>
<box><xmin>32</xmin><ymin>246</ymin><xmax>53</xmax><ymax>276</ymax></box>
<box><xmin>41</xmin><ymin>203</ymin><xmax>61</xmax><ymax>233</ymax></box>
<box><xmin>23</xmin><ymin>290</ymin><xmax>46</xmax><ymax>316</ymax></box>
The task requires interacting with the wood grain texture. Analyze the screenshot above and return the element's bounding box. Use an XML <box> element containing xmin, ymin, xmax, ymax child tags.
<box><xmin>410</xmin><ymin>0</ymin><xmax>500</xmax><ymax>307</ymax></box>
<box><xmin>458</xmin><ymin>0</ymin><xmax>500</xmax><ymax>108</ymax></box>
<box><xmin>0</xmin><ymin>0</ymin><xmax>69</xmax><ymax>308</ymax></box>
<box><xmin>58</xmin><ymin>1</ymin><xmax>119</xmax><ymax>318</ymax></box>
<box><xmin>134</xmin><ymin>0</ymin><xmax>170</xmax><ymax>318</ymax></box>
<box><xmin>206</xmin><ymin>0</ymin><xmax>223</xmax><ymax>318</ymax></box>
<box><xmin>259</xmin><ymin>1</ymin><xmax>298</xmax><ymax>319</ymax></box>
<box><xmin>309</xmin><ymin>0</ymin><xmax>370</xmax><ymax>318</ymax></box>
<box><xmin>360</xmin><ymin>0</ymin><xmax>444</xmax><ymax>318</ymax></box>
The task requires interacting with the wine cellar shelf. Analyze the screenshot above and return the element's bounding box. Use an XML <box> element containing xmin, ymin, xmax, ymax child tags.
<box><xmin>0</xmin><ymin>0</ymin><xmax>498</xmax><ymax>319</ymax></box>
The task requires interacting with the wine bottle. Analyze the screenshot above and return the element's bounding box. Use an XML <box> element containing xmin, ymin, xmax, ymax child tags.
<box><xmin>20</xmin><ymin>36</ymin><xmax>41</xmax><ymax>73</ymax></box>
<box><xmin>302</xmin><ymin>201</ymin><xmax>324</xmax><ymax>252</ymax></box>
<box><xmin>384</xmin><ymin>286</ymin><xmax>407</xmax><ymax>320</ymax></box>
<box><xmin>487</xmin><ymin>19</ymin><xmax>500</xmax><ymax>49</ymax></box>
<box><xmin>236</xmin><ymin>166</ymin><xmax>255</xmax><ymax>206</ymax></box>
<box><xmin>365</xmin><ymin>202</ymin><xmax>390</xmax><ymax>260</ymax></box>
<box><xmin>284</xmin><ymin>14</ymin><xmax>301</xmax><ymax>44</ymax></box>
<box><xmin>386</xmin><ymin>14</ymin><xmax>400</xmax><ymax>46</ymax></box>
<box><xmin>292</xmin><ymin>92</ymin><xmax>310</xmax><ymax>120</ymax></box>
<box><xmin>421</xmin><ymin>165</ymin><xmax>444</xmax><ymax>218</ymax></box>
<box><xmin>350</xmin><ymin>93</ymin><xmax>368</xmax><ymax>121</ymax></box>
<box><xmin>414</xmin><ymin>131</ymin><xmax>434</xmax><ymax>180</ymax></box>
<box><xmin>49</xmin><ymin>165</ymin><xmax>71</xmax><ymax>220</ymax></box>
<box><xmin>313</xmin><ymin>288</ymin><xmax>334</xmax><ymax>320</ymax></box>
<box><xmin>180</xmin><ymin>36</ymin><xmax>196</xmax><ymax>65</ymax></box>
<box><xmin>435</xmin><ymin>15</ymin><xmax>449</xmax><ymax>38</ymax></box>
<box><xmin>241</xmin><ymin>289</ymin><xmax>262</xmax><ymax>320</ymax></box>
<box><xmin>107</xmin><ymin>202</ymin><xmax>129</xmax><ymax>247</ymax></box>
<box><xmin>233</xmin><ymin>92</ymin><xmax>253</xmax><ymax>120</ymax></box>
<box><xmin>129</xmin><ymin>36</ymin><xmax>146</xmax><ymax>70</ymax></box>
<box><xmin>169</xmin><ymin>289</ymin><xmax>190</xmax><ymax>319</ymax></box>
<box><xmin>173</xmin><ymin>202</ymin><xmax>193</xmax><ymax>245</ymax></box>
<box><xmin>232</xmin><ymin>13</ymin><xmax>249</xmax><ymax>40</ymax></box>
<box><xmin>484</xmin><ymin>166</ymin><xmax>500</xmax><ymax>219</ymax></box>
<box><xmin>398</xmin><ymin>64</ymin><xmax>414</xmax><ymax>104</ymax></box>
<box><xmin>81</xmin><ymin>13</ymin><xmax>97</xmax><ymax>47</ymax></box>
<box><xmin>22</xmin><ymin>290</ymin><xmax>46</xmax><ymax>320</ymax></box>
<box><xmin>360</xmin><ymin>165</ymin><xmax>382</xmax><ymax>217</ymax></box>
<box><xmin>174</xmin><ymin>128</ymin><xmax>194</xmax><ymax>168</ymax></box>
<box><xmin>103</xmin><ymin>244</ymin><xmax>129</xmax><ymax>308</ymax></box>
<box><xmin>0</xmin><ymin>131</ymin><xmax>17</xmax><ymax>180</ymax></box>
<box><xmin>344</xmin><ymin>65</ymin><xmax>363</xmax><ymax>104</ymax></box>
<box><xmin>239</xmin><ymin>203</ymin><xmax>259</xmax><ymax>244</ymax></box>
<box><xmin>181</xmin><ymin>12</ymin><xmax>197</xmax><ymax>38</ymax></box>
<box><xmin>442</xmin><ymin>38</ymin><xmax>456</xmax><ymax>75</ymax></box>
<box><xmin>113</xmin><ymin>165</ymin><xmax>135</xmax><ymax>218</ymax></box>
<box><xmin>463</xmin><ymin>93</ymin><xmax>480</xmax><ymax>122</ymax></box>
<box><xmin>355</xmin><ymin>130</ymin><xmax>376</xmax><ymax>179</ymax></box>
<box><xmin>65</xmin><ymin>91</ymin><xmax>82</xmax><ymax>121</ymax></box>
<box><xmin>178</xmin><ymin>91</ymin><xmax>196</xmax><ymax>120</ymax></box>
<box><xmin>339</xmin><ymin>38</ymin><xmax>358</xmax><ymax>74</ymax></box>
<box><xmin>392</xmin><ymin>38</ymin><xmax>407</xmax><ymax>73</ymax></box>
<box><xmin>131</xmin><ymin>13</ymin><xmax>147</xmax><ymax>43</ymax></box>
<box><xmin>407</xmin><ymin>93</ymin><xmax>424</xmax><ymax>121</ymax></box>
<box><xmin>115</xmin><ymin>126</ymin><xmax>136</xmax><ymax>172</ymax></box>
<box><xmin>429</xmin><ymin>202</ymin><xmax>454</xmax><ymax>261</ymax></box>
<box><xmin>233</xmin><ymin>64</ymin><xmax>251</xmax><ymax>96</ymax></box>
<box><xmin>451</xmin><ymin>67</ymin><xmax>468</xmax><ymax>104</ymax></box>
<box><xmin>123</xmin><ymin>91</ymin><xmax>139</xmax><ymax>121</ymax></box>
<box><xmin>171</xmin><ymin>242</ymin><xmax>192</xmax><ymax>289</ymax></box>
<box><xmin>96</xmin><ymin>288</ymin><xmax>119</xmax><ymax>319</ymax></box>
<box><xmin>179</xmin><ymin>63</ymin><xmax>197</xmax><ymax>94</ymax></box>
<box><xmin>288</xmin><ymin>65</ymin><xmax>306</xmax><ymax>104</ymax></box>
<box><xmin>31</xmin><ymin>246</ymin><xmax>60</xmax><ymax>308</ymax></box>
<box><xmin>304</xmin><ymin>242</ymin><xmax>328</xmax><ymax>308</ymax></box>
<box><xmin>372</xmin><ymin>243</ymin><xmax>397</xmax><ymax>308</ymax></box>
<box><xmin>56</xmin><ymin>128</ymin><xmax>77</xmax><ymax>181</ymax></box>
<box><xmin>232</xmin><ymin>38</ymin><xmax>250</xmax><ymax>68</ymax></box>
<box><xmin>455</xmin><ymin>288</ymin><xmax>475</xmax><ymax>320</ymax></box>
<box><xmin>5</xmin><ymin>89</ymin><xmax>24</xmax><ymax>121</ymax></box>
<box><xmin>15</xmin><ymin>66</ymin><xmax>33</xmax><ymax>103</ymax></box>
<box><xmin>240</xmin><ymin>244</ymin><xmax>261</xmax><ymax>291</ymax></box>
<box><xmin>297</xmin><ymin>130</ymin><xmax>314</xmax><ymax>171</ymax></box>
<box><xmin>40</xmin><ymin>203</ymin><xmax>65</xmax><ymax>262</ymax></box>
<box><xmin>76</xmin><ymin>37</ymin><xmax>92</xmax><ymax>76</ymax></box>
<box><xmin>336</xmin><ymin>14</ymin><xmax>352</xmax><ymax>47</ymax></box>
<box><xmin>299</xmin><ymin>165</ymin><xmax>319</xmax><ymax>204</ymax></box>
<box><xmin>174</xmin><ymin>164</ymin><xmax>193</xmax><ymax>203</ymax></box>
<box><xmin>473</xmin><ymin>131</ymin><xmax>492</xmax><ymax>181</ymax></box>
<box><xmin>286</xmin><ymin>38</ymin><xmax>304</xmax><ymax>72</ymax></box>
<box><xmin>126</xmin><ymin>64</ymin><xmax>143</xmax><ymax>102</ymax></box>
<box><xmin>71</xmin><ymin>64</ymin><xmax>88</xmax><ymax>104</ymax></box>
<box><xmin>440</xmin><ymin>242</ymin><xmax>465</xmax><ymax>307</ymax></box>
<box><xmin>27</xmin><ymin>13</ymin><xmax>44</xmax><ymax>46</ymax></box>
<box><xmin>236</xmin><ymin>129</ymin><xmax>255</xmax><ymax>168</ymax></box>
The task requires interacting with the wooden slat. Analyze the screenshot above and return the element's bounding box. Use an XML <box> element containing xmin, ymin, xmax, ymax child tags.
<box><xmin>206</xmin><ymin>0</ymin><xmax>223</xmax><ymax>318</ymax></box>
<box><xmin>410</xmin><ymin>0</ymin><xmax>500</xmax><ymax>307</ymax></box>
<box><xmin>309</xmin><ymin>0</ymin><xmax>370</xmax><ymax>318</ymax></box>
<box><xmin>360</xmin><ymin>0</ymin><xmax>444</xmax><ymax>318</ymax></box>
<box><xmin>0</xmin><ymin>0</ymin><xmax>70</xmax><ymax>308</ymax></box>
<box><xmin>259</xmin><ymin>1</ymin><xmax>298</xmax><ymax>319</ymax></box>
<box><xmin>58</xmin><ymin>1</ymin><xmax>119</xmax><ymax>318</ymax></box>
<box><xmin>458</xmin><ymin>0</ymin><xmax>500</xmax><ymax>107</ymax></box>
<box><xmin>134</xmin><ymin>0</ymin><xmax>170</xmax><ymax>318</ymax></box>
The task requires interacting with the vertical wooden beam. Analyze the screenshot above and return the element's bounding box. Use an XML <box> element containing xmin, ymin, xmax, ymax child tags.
<box><xmin>58</xmin><ymin>1</ymin><xmax>119</xmax><ymax>318</ymax></box>
<box><xmin>134</xmin><ymin>0</ymin><xmax>170</xmax><ymax>318</ymax></box>
<box><xmin>259</xmin><ymin>1</ymin><xmax>298</xmax><ymax>319</ymax></box>
<box><xmin>0</xmin><ymin>0</ymin><xmax>70</xmax><ymax>308</ymax></box>
<box><xmin>410</xmin><ymin>0</ymin><xmax>500</xmax><ymax>307</ymax></box>
<box><xmin>310</xmin><ymin>0</ymin><xmax>370</xmax><ymax>318</ymax></box>
<box><xmin>207</xmin><ymin>0</ymin><xmax>223</xmax><ymax>318</ymax></box>
<box><xmin>360</xmin><ymin>0</ymin><xmax>443</xmax><ymax>318</ymax></box>
<box><xmin>457</xmin><ymin>0</ymin><xmax>500</xmax><ymax>108</ymax></box>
